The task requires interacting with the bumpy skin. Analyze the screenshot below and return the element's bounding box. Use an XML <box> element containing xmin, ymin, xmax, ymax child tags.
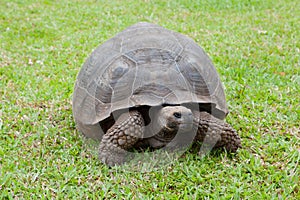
<box><xmin>193</xmin><ymin>111</ymin><xmax>241</xmax><ymax>154</ymax></box>
<box><xmin>98</xmin><ymin>110</ymin><xmax>144</xmax><ymax>166</ymax></box>
<box><xmin>99</xmin><ymin>107</ymin><xmax>241</xmax><ymax>166</ymax></box>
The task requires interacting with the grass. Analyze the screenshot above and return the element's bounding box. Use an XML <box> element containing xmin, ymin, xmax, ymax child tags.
<box><xmin>1</xmin><ymin>0</ymin><xmax>299</xmax><ymax>199</ymax></box>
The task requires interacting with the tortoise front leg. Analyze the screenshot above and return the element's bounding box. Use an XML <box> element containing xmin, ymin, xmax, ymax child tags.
<box><xmin>99</xmin><ymin>110</ymin><xmax>144</xmax><ymax>166</ymax></box>
<box><xmin>193</xmin><ymin>111</ymin><xmax>241</xmax><ymax>155</ymax></box>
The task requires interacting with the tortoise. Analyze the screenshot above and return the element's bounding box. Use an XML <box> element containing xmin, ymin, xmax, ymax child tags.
<box><xmin>72</xmin><ymin>22</ymin><xmax>241</xmax><ymax>166</ymax></box>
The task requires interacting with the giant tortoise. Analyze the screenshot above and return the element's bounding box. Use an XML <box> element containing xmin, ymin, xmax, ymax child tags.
<box><xmin>72</xmin><ymin>22</ymin><xmax>241</xmax><ymax>166</ymax></box>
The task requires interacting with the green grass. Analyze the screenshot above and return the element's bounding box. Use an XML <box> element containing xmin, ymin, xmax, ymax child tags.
<box><xmin>1</xmin><ymin>0</ymin><xmax>299</xmax><ymax>199</ymax></box>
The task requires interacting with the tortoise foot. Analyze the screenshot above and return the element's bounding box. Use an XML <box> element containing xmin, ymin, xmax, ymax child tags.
<box><xmin>98</xmin><ymin>110</ymin><xmax>144</xmax><ymax>166</ymax></box>
<box><xmin>194</xmin><ymin>111</ymin><xmax>241</xmax><ymax>154</ymax></box>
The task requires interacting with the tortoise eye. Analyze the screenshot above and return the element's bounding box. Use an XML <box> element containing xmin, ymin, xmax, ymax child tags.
<box><xmin>173</xmin><ymin>112</ymin><xmax>181</xmax><ymax>118</ymax></box>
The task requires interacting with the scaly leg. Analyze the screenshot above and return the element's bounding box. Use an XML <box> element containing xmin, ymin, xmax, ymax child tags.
<box><xmin>99</xmin><ymin>110</ymin><xmax>144</xmax><ymax>166</ymax></box>
<box><xmin>193</xmin><ymin>111</ymin><xmax>241</xmax><ymax>155</ymax></box>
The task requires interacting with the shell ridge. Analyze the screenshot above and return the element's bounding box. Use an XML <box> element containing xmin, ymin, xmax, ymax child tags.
<box><xmin>174</xmin><ymin>61</ymin><xmax>191</xmax><ymax>97</ymax></box>
<box><xmin>129</xmin><ymin>62</ymin><xmax>138</xmax><ymax>106</ymax></box>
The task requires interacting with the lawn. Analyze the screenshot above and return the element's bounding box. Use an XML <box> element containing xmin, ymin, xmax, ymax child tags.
<box><xmin>0</xmin><ymin>0</ymin><xmax>299</xmax><ymax>199</ymax></box>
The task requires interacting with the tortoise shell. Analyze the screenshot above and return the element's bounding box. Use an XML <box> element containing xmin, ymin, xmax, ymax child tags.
<box><xmin>72</xmin><ymin>22</ymin><xmax>228</xmax><ymax>139</ymax></box>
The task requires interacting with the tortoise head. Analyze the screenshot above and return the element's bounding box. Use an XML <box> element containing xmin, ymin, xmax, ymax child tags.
<box><xmin>145</xmin><ymin>105</ymin><xmax>195</xmax><ymax>148</ymax></box>
<box><xmin>156</xmin><ymin>106</ymin><xmax>194</xmax><ymax>132</ymax></box>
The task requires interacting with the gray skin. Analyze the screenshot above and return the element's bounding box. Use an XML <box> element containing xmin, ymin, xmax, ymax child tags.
<box><xmin>99</xmin><ymin>106</ymin><xmax>241</xmax><ymax>166</ymax></box>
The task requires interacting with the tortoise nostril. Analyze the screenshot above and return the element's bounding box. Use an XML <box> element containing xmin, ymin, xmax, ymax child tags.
<box><xmin>173</xmin><ymin>112</ymin><xmax>182</xmax><ymax>118</ymax></box>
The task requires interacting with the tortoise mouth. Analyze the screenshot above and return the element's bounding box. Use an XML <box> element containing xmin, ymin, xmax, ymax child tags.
<box><xmin>163</xmin><ymin>121</ymin><xmax>194</xmax><ymax>135</ymax></box>
<box><xmin>166</xmin><ymin>122</ymin><xmax>193</xmax><ymax>129</ymax></box>
<box><xmin>154</xmin><ymin>122</ymin><xmax>194</xmax><ymax>144</ymax></box>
